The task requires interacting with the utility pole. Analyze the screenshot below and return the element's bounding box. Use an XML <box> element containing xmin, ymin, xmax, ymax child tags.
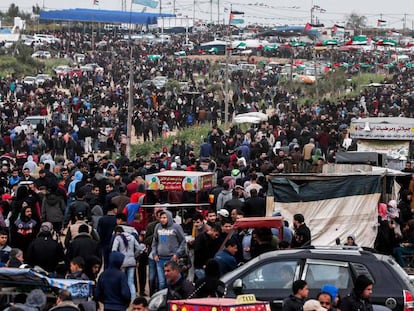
<box><xmin>193</xmin><ymin>0</ymin><xmax>196</xmax><ymax>26</ymax></box>
<box><xmin>403</xmin><ymin>13</ymin><xmax>407</xmax><ymax>36</ymax></box>
<box><xmin>126</xmin><ymin>45</ymin><xmax>134</xmax><ymax>158</ymax></box>
<box><xmin>310</xmin><ymin>0</ymin><xmax>313</xmax><ymax>24</ymax></box>
<box><xmin>210</xmin><ymin>0</ymin><xmax>213</xmax><ymax>24</ymax></box>
<box><xmin>224</xmin><ymin>4</ymin><xmax>231</xmax><ymax>125</ymax></box>
<box><xmin>217</xmin><ymin>0</ymin><xmax>220</xmax><ymax>25</ymax></box>
<box><xmin>160</xmin><ymin>0</ymin><xmax>164</xmax><ymax>43</ymax></box>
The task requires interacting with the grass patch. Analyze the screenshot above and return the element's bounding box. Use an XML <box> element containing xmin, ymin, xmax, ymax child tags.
<box><xmin>131</xmin><ymin>124</ymin><xmax>213</xmax><ymax>158</ymax></box>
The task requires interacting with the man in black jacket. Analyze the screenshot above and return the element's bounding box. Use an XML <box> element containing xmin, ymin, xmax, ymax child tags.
<box><xmin>66</xmin><ymin>224</ymin><xmax>101</xmax><ymax>265</ymax></box>
<box><xmin>291</xmin><ymin>214</ymin><xmax>311</xmax><ymax>248</ymax></box>
<box><xmin>244</xmin><ymin>188</ymin><xmax>266</xmax><ymax>217</ymax></box>
<box><xmin>193</xmin><ymin>224</ymin><xmax>221</xmax><ymax>280</ymax></box>
<box><xmin>341</xmin><ymin>275</ymin><xmax>373</xmax><ymax>311</ymax></box>
<box><xmin>282</xmin><ymin>280</ymin><xmax>309</xmax><ymax>311</ymax></box>
<box><xmin>164</xmin><ymin>260</ymin><xmax>195</xmax><ymax>300</ymax></box>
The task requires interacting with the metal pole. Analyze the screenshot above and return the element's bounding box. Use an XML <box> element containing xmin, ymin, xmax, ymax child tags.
<box><xmin>126</xmin><ymin>46</ymin><xmax>134</xmax><ymax>157</ymax></box>
<box><xmin>193</xmin><ymin>0</ymin><xmax>196</xmax><ymax>26</ymax></box>
<box><xmin>217</xmin><ymin>0</ymin><xmax>220</xmax><ymax>25</ymax></box>
<box><xmin>224</xmin><ymin>5</ymin><xmax>231</xmax><ymax>125</ymax></box>
<box><xmin>210</xmin><ymin>0</ymin><xmax>213</xmax><ymax>24</ymax></box>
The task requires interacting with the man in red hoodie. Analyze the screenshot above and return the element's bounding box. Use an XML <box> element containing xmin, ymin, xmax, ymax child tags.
<box><xmin>123</xmin><ymin>187</ymin><xmax>145</xmax><ymax>223</ymax></box>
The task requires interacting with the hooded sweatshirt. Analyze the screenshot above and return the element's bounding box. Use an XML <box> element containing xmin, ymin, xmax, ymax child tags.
<box><xmin>112</xmin><ymin>231</ymin><xmax>145</xmax><ymax>267</ymax></box>
<box><xmin>23</xmin><ymin>155</ymin><xmax>37</xmax><ymax>174</ymax></box>
<box><xmin>95</xmin><ymin>251</ymin><xmax>131</xmax><ymax>310</ymax></box>
<box><xmin>42</xmin><ymin>192</ymin><xmax>66</xmax><ymax>223</ymax></box>
<box><xmin>151</xmin><ymin>210</ymin><xmax>186</xmax><ymax>259</ymax></box>
<box><xmin>68</xmin><ymin>171</ymin><xmax>83</xmax><ymax>196</ymax></box>
<box><xmin>123</xmin><ymin>192</ymin><xmax>144</xmax><ymax>223</ymax></box>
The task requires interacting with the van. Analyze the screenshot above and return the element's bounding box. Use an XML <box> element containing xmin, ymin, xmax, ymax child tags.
<box><xmin>238</xmin><ymin>63</ymin><xmax>257</xmax><ymax>73</ymax></box>
<box><xmin>20</xmin><ymin>116</ymin><xmax>49</xmax><ymax>130</ymax></box>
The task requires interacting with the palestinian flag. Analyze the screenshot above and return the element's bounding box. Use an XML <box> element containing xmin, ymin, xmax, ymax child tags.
<box><xmin>388</xmin><ymin>29</ymin><xmax>401</xmax><ymax>37</ymax></box>
<box><xmin>268</xmin><ymin>175</ymin><xmax>381</xmax><ymax>247</ymax></box>
<box><xmin>346</xmin><ymin>35</ymin><xmax>368</xmax><ymax>45</ymax></box>
<box><xmin>332</xmin><ymin>24</ymin><xmax>345</xmax><ymax>34</ymax></box>
<box><xmin>377</xmin><ymin>19</ymin><xmax>386</xmax><ymax>27</ymax></box>
<box><xmin>375</xmin><ymin>39</ymin><xmax>397</xmax><ymax>47</ymax></box>
<box><xmin>230</xmin><ymin>10</ymin><xmax>244</xmax><ymax>25</ymax></box>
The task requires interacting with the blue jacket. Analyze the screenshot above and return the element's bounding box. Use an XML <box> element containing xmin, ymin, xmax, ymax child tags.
<box><xmin>214</xmin><ymin>249</ymin><xmax>237</xmax><ymax>276</ymax></box>
<box><xmin>200</xmin><ymin>142</ymin><xmax>212</xmax><ymax>158</ymax></box>
<box><xmin>95</xmin><ymin>252</ymin><xmax>131</xmax><ymax>310</ymax></box>
<box><xmin>125</xmin><ymin>202</ymin><xmax>140</xmax><ymax>223</ymax></box>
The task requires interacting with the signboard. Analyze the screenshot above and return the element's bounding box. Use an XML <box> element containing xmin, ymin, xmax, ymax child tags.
<box><xmin>169</xmin><ymin>297</ymin><xmax>271</xmax><ymax>311</ymax></box>
<box><xmin>145</xmin><ymin>171</ymin><xmax>216</xmax><ymax>192</ymax></box>
<box><xmin>357</xmin><ymin>140</ymin><xmax>409</xmax><ymax>160</ymax></box>
<box><xmin>350</xmin><ymin>122</ymin><xmax>414</xmax><ymax>140</ymax></box>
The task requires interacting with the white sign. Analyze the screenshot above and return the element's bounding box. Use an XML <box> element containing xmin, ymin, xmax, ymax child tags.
<box><xmin>350</xmin><ymin>123</ymin><xmax>414</xmax><ymax>140</ymax></box>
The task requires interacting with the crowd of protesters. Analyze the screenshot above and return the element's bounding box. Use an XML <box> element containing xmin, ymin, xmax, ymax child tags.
<box><xmin>0</xmin><ymin>24</ymin><xmax>414</xmax><ymax>310</ymax></box>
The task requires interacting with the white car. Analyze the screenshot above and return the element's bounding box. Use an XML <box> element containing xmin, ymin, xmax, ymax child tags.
<box><xmin>35</xmin><ymin>74</ymin><xmax>52</xmax><ymax>85</ymax></box>
<box><xmin>34</xmin><ymin>34</ymin><xmax>61</xmax><ymax>45</ymax></box>
<box><xmin>31</xmin><ymin>51</ymin><xmax>52</xmax><ymax>59</ymax></box>
<box><xmin>23</xmin><ymin>76</ymin><xmax>37</xmax><ymax>85</ymax></box>
<box><xmin>152</xmin><ymin>76</ymin><xmax>168</xmax><ymax>89</ymax></box>
<box><xmin>83</xmin><ymin>63</ymin><xmax>104</xmax><ymax>73</ymax></box>
<box><xmin>53</xmin><ymin>65</ymin><xmax>70</xmax><ymax>76</ymax></box>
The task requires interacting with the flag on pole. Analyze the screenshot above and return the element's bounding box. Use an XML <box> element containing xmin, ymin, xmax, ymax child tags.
<box><xmin>93</xmin><ymin>0</ymin><xmax>99</xmax><ymax>5</ymax></box>
<box><xmin>377</xmin><ymin>19</ymin><xmax>387</xmax><ymax>27</ymax></box>
<box><xmin>304</xmin><ymin>23</ymin><xmax>324</xmax><ymax>32</ymax></box>
<box><xmin>333</xmin><ymin>24</ymin><xmax>345</xmax><ymax>33</ymax></box>
<box><xmin>304</xmin><ymin>23</ymin><xmax>312</xmax><ymax>31</ymax></box>
<box><xmin>388</xmin><ymin>29</ymin><xmax>401</xmax><ymax>36</ymax></box>
<box><xmin>230</xmin><ymin>10</ymin><xmax>244</xmax><ymax>25</ymax></box>
<box><xmin>132</xmin><ymin>0</ymin><xmax>159</xmax><ymax>9</ymax></box>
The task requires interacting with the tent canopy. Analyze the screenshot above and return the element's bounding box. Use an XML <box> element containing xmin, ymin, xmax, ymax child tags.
<box><xmin>40</xmin><ymin>8</ymin><xmax>175</xmax><ymax>25</ymax></box>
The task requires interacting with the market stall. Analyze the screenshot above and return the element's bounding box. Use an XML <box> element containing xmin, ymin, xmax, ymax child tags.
<box><xmin>350</xmin><ymin>117</ymin><xmax>414</xmax><ymax>169</ymax></box>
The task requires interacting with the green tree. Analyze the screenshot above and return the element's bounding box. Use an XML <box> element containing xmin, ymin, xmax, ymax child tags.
<box><xmin>345</xmin><ymin>12</ymin><xmax>367</xmax><ymax>30</ymax></box>
<box><xmin>32</xmin><ymin>4</ymin><xmax>41</xmax><ymax>15</ymax></box>
<box><xmin>7</xmin><ymin>3</ymin><xmax>20</xmax><ymax>18</ymax></box>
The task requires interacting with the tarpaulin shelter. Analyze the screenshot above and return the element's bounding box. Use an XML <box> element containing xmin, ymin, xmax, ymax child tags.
<box><xmin>267</xmin><ymin>173</ymin><xmax>384</xmax><ymax>247</ymax></box>
<box><xmin>40</xmin><ymin>8</ymin><xmax>175</xmax><ymax>25</ymax></box>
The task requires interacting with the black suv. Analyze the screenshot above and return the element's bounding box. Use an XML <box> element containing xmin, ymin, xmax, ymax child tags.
<box><xmin>220</xmin><ymin>247</ymin><xmax>414</xmax><ymax>311</ymax></box>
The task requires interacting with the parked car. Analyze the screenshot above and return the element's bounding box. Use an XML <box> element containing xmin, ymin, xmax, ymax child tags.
<box><xmin>152</xmin><ymin>76</ymin><xmax>168</xmax><ymax>89</ymax></box>
<box><xmin>34</xmin><ymin>34</ymin><xmax>61</xmax><ymax>45</ymax></box>
<box><xmin>22</xmin><ymin>76</ymin><xmax>37</xmax><ymax>85</ymax></box>
<box><xmin>83</xmin><ymin>63</ymin><xmax>104</xmax><ymax>73</ymax></box>
<box><xmin>31</xmin><ymin>50</ymin><xmax>52</xmax><ymax>59</ymax></box>
<box><xmin>53</xmin><ymin>65</ymin><xmax>70</xmax><ymax>75</ymax></box>
<box><xmin>35</xmin><ymin>74</ymin><xmax>52</xmax><ymax>85</ymax></box>
<box><xmin>220</xmin><ymin>247</ymin><xmax>414</xmax><ymax>311</ymax></box>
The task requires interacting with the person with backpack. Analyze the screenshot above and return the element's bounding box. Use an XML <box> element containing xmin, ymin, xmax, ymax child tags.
<box><xmin>112</xmin><ymin>226</ymin><xmax>145</xmax><ymax>301</ymax></box>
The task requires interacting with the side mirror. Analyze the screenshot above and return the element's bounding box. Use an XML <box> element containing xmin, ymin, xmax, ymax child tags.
<box><xmin>232</xmin><ymin>278</ymin><xmax>244</xmax><ymax>295</ymax></box>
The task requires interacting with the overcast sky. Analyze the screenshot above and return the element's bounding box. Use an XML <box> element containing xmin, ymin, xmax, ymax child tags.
<box><xmin>1</xmin><ymin>0</ymin><xmax>413</xmax><ymax>28</ymax></box>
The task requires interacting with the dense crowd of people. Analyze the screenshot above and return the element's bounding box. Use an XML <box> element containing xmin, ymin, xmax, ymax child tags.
<box><xmin>0</xmin><ymin>25</ymin><xmax>414</xmax><ymax>310</ymax></box>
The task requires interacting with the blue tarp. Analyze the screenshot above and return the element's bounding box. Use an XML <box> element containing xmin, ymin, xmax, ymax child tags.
<box><xmin>40</xmin><ymin>8</ymin><xmax>175</xmax><ymax>25</ymax></box>
<box><xmin>0</xmin><ymin>268</ymin><xmax>93</xmax><ymax>298</ymax></box>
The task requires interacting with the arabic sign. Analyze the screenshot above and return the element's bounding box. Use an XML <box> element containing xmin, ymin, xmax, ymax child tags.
<box><xmin>145</xmin><ymin>173</ymin><xmax>215</xmax><ymax>191</ymax></box>
<box><xmin>350</xmin><ymin>123</ymin><xmax>414</xmax><ymax>140</ymax></box>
